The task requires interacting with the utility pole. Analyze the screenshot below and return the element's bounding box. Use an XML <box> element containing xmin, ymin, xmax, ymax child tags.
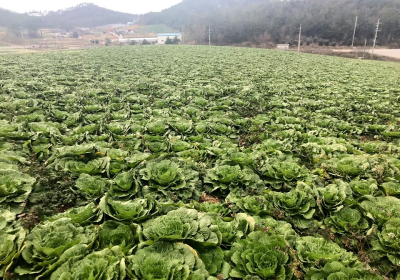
<box><xmin>297</xmin><ymin>24</ymin><xmax>302</xmax><ymax>52</ymax></box>
<box><xmin>20</xmin><ymin>27</ymin><xmax>25</xmax><ymax>48</ymax></box>
<box><xmin>351</xmin><ymin>16</ymin><xmax>358</xmax><ymax>48</ymax></box>
<box><xmin>208</xmin><ymin>25</ymin><xmax>211</xmax><ymax>47</ymax></box>
<box><xmin>371</xmin><ymin>18</ymin><xmax>380</xmax><ymax>58</ymax></box>
<box><xmin>55</xmin><ymin>33</ymin><xmax>59</xmax><ymax>49</ymax></box>
<box><xmin>363</xmin><ymin>38</ymin><xmax>367</xmax><ymax>59</ymax></box>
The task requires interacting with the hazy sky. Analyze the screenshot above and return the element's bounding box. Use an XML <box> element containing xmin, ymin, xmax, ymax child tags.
<box><xmin>1</xmin><ymin>0</ymin><xmax>182</xmax><ymax>14</ymax></box>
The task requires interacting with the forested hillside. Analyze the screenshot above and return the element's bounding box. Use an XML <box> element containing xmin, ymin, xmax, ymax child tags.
<box><xmin>0</xmin><ymin>4</ymin><xmax>138</xmax><ymax>31</ymax></box>
<box><xmin>140</xmin><ymin>0</ymin><xmax>400</xmax><ymax>46</ymax></box>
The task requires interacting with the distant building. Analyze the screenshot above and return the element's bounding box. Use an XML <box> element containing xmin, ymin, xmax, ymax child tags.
<box><xmin>277</xmin><ymin>44</ymin><xmax>290</xmax><ymax>50</ymax></box>
<box><xmin>117</xmin><ymin>30</ymin><xmax>128</xmax><ymax>35</ymax></box>
<box><xmin>119</xmin><ymin>38</ymin><xmax>157</xmax><ymax>44</ymax></box>
<box><xmin>157</xmin><ymin>33</ymin><xmax>182</xmax><ymax>44</ymax></box>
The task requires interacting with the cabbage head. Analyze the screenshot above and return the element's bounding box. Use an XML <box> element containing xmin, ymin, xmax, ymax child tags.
<box><xmin>228</xmin><ymin>231</ymin><xmax>294</xmax><ymax>279</ymax></box>
<box><xmin>296</xmin><ymin>236</ymin><xmax>358</xmax><ymax>268</ymax></box>
<box><xmin>0</xmin><ymin>169</ymin><xmax>35</xmax><ymax>213</ymax></box>
<box><xmin>193</xmin><ymin>201</ymin><xmax>231</xmax><ymax>217</ymax></box>
<box><xmin>170</xmin><ymin>119</ymin><xmax>193</xmax><ymax>134</ymax></box>
<box><xmin>74</xmin><ymin>174</ymin><xmax>106</xmax><ymax>199</ymax></box>
<box><xmin>50</xmin><ymin>246</ymin><xmax>126</xmax><ymax>280</ymax></box>
<box><xmin>259</xmin><ymin>156</ymin><xmax>309</xmax><ymax>183</ymax></box>
<box><xmin>371</xmin><ymin>218</ymin><xmax>400</xmax><ymax>266</ymax></box>
<box><xmin>359</xmin><ymin>196</ymin><xmax>400</xmax><ymax>226</ymax></box>
<box><xmin>253</xmin><ymin>216</ymin><xmax>298</xmax><ymax>248</ymax></box>
<box><xmin>305</xmin><ymin>261</ymin><xmax>382</xmax><ymax>280</ymax></box>
<box><xmin>99</xmin><ymin>221</ymin><xmax>139</xmax><ymax>254</ymax></box>
<box><xmin>48</xmin><ymin>202</ymin><xmax>103</xmax><ymax>225</ymax></box>
<box><xmin>109</xmin><ymin>171</ymin><xmax>138</xmax><ymax>199</ymax></box>
<box><xmin>317</xmin><ymin>180</ymin><xmax>349</xmax><ymax>213</ymax></box>
<box><xmin>324</xmin><ymin>207</ymin><xmax>369</xmax><ymax>234</ymax></box>
<box><xmin>127</xmin><ymin>241</ymin><xmax>209</xmax><ymax>280</ymax></box>
<box><xmin>143</xmin><ymin>208</ymin><xmax>222</xmax><ymax>246</ymax></box>
<box><xmin>15</xmin><ymin>218</ymin><xmax>97</xmax><ymax>275</ymax></box>
<box><xmin>326</xmin><ymin>155</ymin><xmax>370</xmax><ymax>177</ymax></box>
<box><xmin>227</xmin><ymin>194</ymin><xmax>274</xmax><ymax>217</ymax></box>
<box><xmin>138</xmin><ymin>159</ymin><xmax>201</xmax><ymax>202</ymax></box>
<box><xmin>195</xmin><ymin>246</ymin><xmax>230</xmax><ymax>278</ymax></box>
<box><xmin>100</xmin><ymin>194</ymin><xmax>158</xmax><ymax>222</ymax></box>
<box><xmin>0</xmin><ymin>223</ymin><xmax>26</xmax><ymax>277</ymax></box>
<box><xmin>349</xmin><ymin>179</ymin><xmax>378</xmax><ymax>197</ymax></box>
<box><xmin>204</xmin><ymin>165</ymin><xmax>265</xmax><ymax>195</ymax></box>
<box><xmin>272</xmin><ymin>184</ymin><xmax>316</xmax><ymax>220</ymax></box>
<box><xmin>382</xmin><ymin>181</ymin><xmax>400</xmax><ymax>196</ymax></box>
<box><xmin>212</xmin><ymin>213</ymin><xmax>255</xmax><ymax>246</ymax></box>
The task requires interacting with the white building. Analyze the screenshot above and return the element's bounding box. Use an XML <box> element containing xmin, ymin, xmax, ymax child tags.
<box><xmin>277</xmin><ymin>44</ymin><xmax>290</xmax><ymax>50</ymax></box>
<box><xmin>157</xmin><ymin>33</ymin><xmax>182</xmax><ymax>44</ymax></box>
<box><xmin>119</xmin><ymin>38</ymin><xmax>157</xmax><ymax>44</ymax></box>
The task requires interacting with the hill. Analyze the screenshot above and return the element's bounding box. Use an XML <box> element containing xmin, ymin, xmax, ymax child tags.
<box><xmin>139</xmin><ymin>0</ymin><xmax>400</xmax><ymax>47</ymax></box>
<box><xmin>0</xmin><ymin>3</ymin><xmax>138</xmax><ymax>30</ymax></box>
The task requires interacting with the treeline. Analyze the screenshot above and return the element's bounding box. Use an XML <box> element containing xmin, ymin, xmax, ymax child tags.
<box><xmin>0</xmin><ymin>4</ymin><xmax>137</xmax><ymax>32</ymax></box>
<box><xmin>140</xmin><ymin>0</ymin><xmax>400</xmax><ymax>47</ymax></box>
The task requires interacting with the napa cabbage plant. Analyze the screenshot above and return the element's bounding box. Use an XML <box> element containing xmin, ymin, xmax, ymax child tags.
<box><xmin>253</xmin><ymin>216</ymin><xmax>298</xmax><ymax>247</ymax></box>
<box><xmin>192</xmin><ymin>201</ymin><xmax>231</xmax><ymax>217</ymax></box>
<box><xmin>138</xmin><ymin>159</ymin><xmax>201</xmax><ymax>202</ymax></box>
<box><xmin>46</xmin><ymin>144</ymin><xmax>98</xmax><ymax>164</ymax></box>
<box><xmin>170</xmin><ymin>119</ymin><xmax>193</xmax><ymax>134</ymax></box>
<box><xmin>48</xmin><ymin>202</ymin><xmax>103</xmax><ymax>225</ymax></box>
<box><xmin>99</xmin><ymin>221</ymin><xmax>139</xmax><ymax>253</ymax></box>
<box><xmin>221</xmin><ymin>151</ymin><xmax>255</xmax><ymax>167</ymax></box>
<box><xmin>100</xmin><ymin>194</ymin><xmax>158</xmax><ymax>222</ymax></box>
<box><xmin>144</xmin><ymin>135</ymin><xmax>168</xmax><ymax>153</ymax></box>
<box><xmin>228</xmin><ymin>231</ymin><xmax>294</xmax><ymax>279</ymax></box>
<box><xmin>0</xmin><ymin>223</ymin><xmax>26</xmax><ymax>278</ymax></box>
<box><xmin>382</xmin><ymin>181</ymin><xmax>400</xmax><ymax>196</ymax></box>
<box><xmin>49</xmin><ymin>157</ymin><xmax>111</xmax><ymax>176</ymax></box>
<box><xmin>170</xmin><ymin>137</ymin><xmax>192</xmax><ymax>152</ymax></box>
<box><xmin>15</xmin><ymin>218</ymin><xmax>97</xmax><ymax>276</ymax></box>
<box><xmin>324</xmin><ymin>207</ymin><xmax>369</xmax><ymax>234</ymax></box>
<box><xmin>349</xmin><ymin>179</ymin><xmax>378</xmax><ymax>197</ymax></box>
<box><xmin>204</xmin><ymin>165</ymin><xmax>265</xmax><ymax>195</ymax></box>
<box><xmin>317</xmin><ymin>180</ymin><xmax>350</xmax><ymax>213</ymax></box>
<box><xmin>226</xmin><ymin>194</ymin><xmax>274</xmax><ymax>216</ymax></box>
<box><xmin>126</xmin><ymin>241</ymin><xmax>209</xmax><ymax>280</ymax></box>
<box><xmin>109</xmin><ymin>171</ymin><xmax>138</xmax><ymax>199</ymax></box>
<box><xmin>74</xmin><ymin>174</ymin><xmax>107</xmax><ymax>199</ymax></box>
<box><xmin>296</xmin><ymin>236</ymin><xmax>358</xmax><ymax>268</ymax></box>
<box><xmin>124</xmin><ymin>152</ymin><xmax>151</xmax><ymax>168</ymax></box>
<box><xmin>0</xmin><ymin>169</ymin><xmax>35</xmax><ymax>213</ymax></box>
<box><xmin>359</xmin><ymin>196</ymin><xmax>400</xmax><ymax>226</ymax></box>
<box><xmin>146</xmin><ymin>120</ymin><xmax>168</xmax><ymax>135</ymax></box>
<box><xmin>195</xmin><ymin>246</ymin><xmax>230</xmax><ymax>278</ymax></box>
<box><xmin>326</xmin><ymin>155</ymin><xmax>370</xmax><ymax>177</ymax></box>
<box><xmin>371</xmin><ymin>218</ymin><xmax>400</xmax><ymax>266</ymax></box>
<box><xmin>211</xmin><ymin>213</ymin><xmax>255</xmax><ymax>246</ymax></box>
<box><xmin>143</xmin><ymin>208</ymin><xmax>222</xmax><ymax>246</ymax></box>
<box><xmin>271</xmin><ymin>183</ymin><xmax>316</xmax><ymax>222</ymax></box>
<box><xmin>259</xmin><ymin>155</ymin><xmax>309</xmax><ymax>184</ymax></box>
<box><xmin>49</xmin><ymin>246</ymin><xmax>126</xmax><ymax>280</ymax></box>
<box><xmin>305</xmin><ymin>261</ymin><xmax>382</xmax><ymax>280</ymax></box>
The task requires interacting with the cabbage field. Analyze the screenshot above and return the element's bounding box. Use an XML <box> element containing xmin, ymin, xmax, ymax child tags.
<box><xmin>1</xmin><ymin>46</ymin><xmax>400</xmax><ymax>279</ymax></box>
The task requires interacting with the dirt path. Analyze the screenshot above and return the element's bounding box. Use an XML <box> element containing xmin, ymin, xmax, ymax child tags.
<box><xmin>368</xmin><ymin>49</ymin><xmax>400</xmax><ymax>59</ymax></box>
